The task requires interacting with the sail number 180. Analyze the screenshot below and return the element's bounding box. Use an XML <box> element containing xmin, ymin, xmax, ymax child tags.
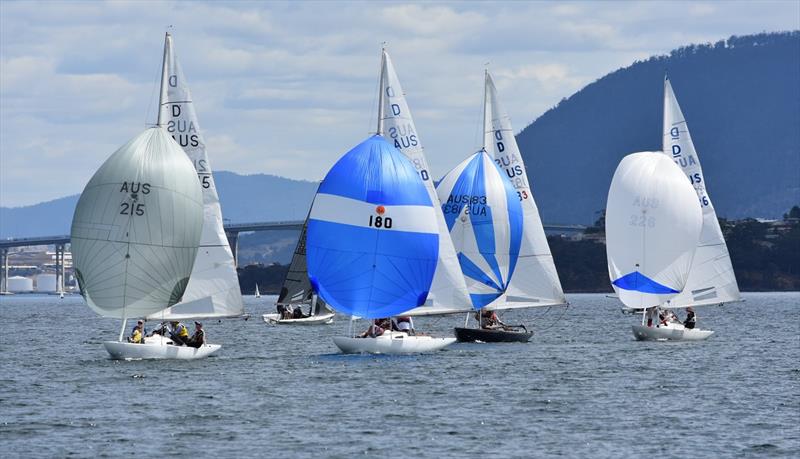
<box><xmin>368</xmin><ymin>215</ymin><xmax>393</xmax><ymax>228</ymax></box>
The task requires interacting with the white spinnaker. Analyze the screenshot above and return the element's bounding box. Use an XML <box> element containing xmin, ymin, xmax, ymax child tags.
<box><xmin>377</xmin><ymin>49</ymin><xmax>473</xmax><ymax>316</ymax></box>
<box><xmin>606</xmin><ymin>152</ymin><xmax>702</xmax><ymax>309</ymax></box>
<box><xmin>149</xmin><ymin>32</ymin><xmax>244</xmax><ymax>320</ymax></box>
<box><xmin>71</xmin><ymin>128</ymin><xmax>203</xmax><ymax>319</ymax></box>
<box><xmin>483</xmin><ymin>71</ymin><xmax>566</xmax><ymax>310</ymax></box>
<box><xmin>661</xmin><ymin>77</ymin><xmax>741</xmax><ymax>308</ymax></box>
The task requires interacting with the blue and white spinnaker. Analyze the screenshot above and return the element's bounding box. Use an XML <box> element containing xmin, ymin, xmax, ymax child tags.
<box><xmin>606</xmin><ymin>152</ymin><xmax>703</xmax><ymax>309</ymax></box>
<box><xmin>437</xmin><ymin>150</ymin><xmax>523</xmax><ymax>308</ymax></box>
<box><xmin>306</xmin><ymin>135</ymin><xmax>439</xmax><ymax>319</ymax></box>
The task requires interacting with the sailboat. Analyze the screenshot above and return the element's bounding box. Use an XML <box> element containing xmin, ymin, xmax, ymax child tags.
<box><xmin>254</xmin><ymin>283</ymin><xmax>261</xmax><ymax>298</ymax></box>
<box><xmin>606</xmin><ymin>152</ymin><xmax>712</xmax><ymax>341</ymax></box>
<box><xmin>452</xmin><ymin>70</ymin><xmax>567</xmax><ymax>342</ymax></box>
<box><xmin>307</xmin><ymin>135</ymin><xmax>456</xmax><ymax>354</ymax></box>
<box><xmin>146</xmin><ymin>32</ymin><xmax>244</xmax><ymax>323</ymax></box>
<box><xmin>71</xmin><ymin>127</ymin><xmax>216</xmax><ymax>359</ymax></box>
<box><xmin>660</xmin><ymin>76</ymin><xmax>741</xmax><ymax>311</ymax></box>
<box><xmin>263</xmin><ymin>218</ymin><xmax>335</xmax><ymax>325</ymax></box>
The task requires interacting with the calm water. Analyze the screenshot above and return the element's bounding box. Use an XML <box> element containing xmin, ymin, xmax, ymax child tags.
<box><xmin>1</xmin><ymin>292</ymin><xmax>797</xmax><ymax>458</ymax></box>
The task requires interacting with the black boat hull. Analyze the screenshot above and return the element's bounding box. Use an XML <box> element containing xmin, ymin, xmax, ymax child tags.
<box><xmin>453</xmin><ymin>327</ymin><xmax>533</xmax><ymax>343</ymax></box>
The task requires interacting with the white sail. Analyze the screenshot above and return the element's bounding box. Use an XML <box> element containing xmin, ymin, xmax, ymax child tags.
<box><xmin>148</xmin><ymin>32</ymin><xmax>244</xmax><ymax>320</ymax></box>
<box><xmin>483</xmin><ymin>71</ymin><xmax>566</xmax><ymax>310</ymax></box>
<box><xmin>377</xmin><ymin>49</ymin><xmax>473</xmax><ymax>316</ymax></box>
<box><xmin>661</xmin><ymin>77</ymin><xmax>741</xmax><ymax>307</ymax></box>
<box><xmin>606</xmin><ymin>152</ymin><xmax>703</xmax><ymax>309</ymax></box>
<box><xmin>254</xmin><ymin>283</ymin><xmax>260</xmax><ymax>298</ymax></box>
<box><xmin>71</xmin><ymin>128</ymin><xmax>203</xmax><ymax>319</ymax></box>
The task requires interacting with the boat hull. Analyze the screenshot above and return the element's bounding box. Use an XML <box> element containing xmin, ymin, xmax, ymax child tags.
<box><xmin>262</xmin><ymin>312</ymin><xmax>334</xmax><ymax>325</ymax></box>
<box><xmin>333</xmin><ymin>332</ymin><xmax>456</xmax><ymax>354</ymax></box>
<box><xmin>102</xmin><ymin>335</ymin><xmax>221</xmax><ymax>360</ymax></box>
<box><xmin>631</xmin><ymin>323</ymin><xmax>713</xmax><ymax>341</ymax></box>
<box><xmin>453</xmin><ymin>327</ymin><xmax>532</xmax><ymax>343</ymax></box>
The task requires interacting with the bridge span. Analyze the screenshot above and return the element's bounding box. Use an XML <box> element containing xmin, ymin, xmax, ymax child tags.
<box><xmin>0</xmin><ymin>220</ymin><xmax>585</xmax><ymax>293</ymax></box>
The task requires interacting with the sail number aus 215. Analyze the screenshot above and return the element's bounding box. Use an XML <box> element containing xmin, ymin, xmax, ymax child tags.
<box><xmin>120</xmin><ymin>202</ymin><xmax>145</xmax><ymax>216</ymax></box>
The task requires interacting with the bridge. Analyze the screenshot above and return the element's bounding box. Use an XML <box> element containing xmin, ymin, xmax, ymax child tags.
<box><xmin>0</xmin><ymin>220</ymin><xmax>585</xmax><ymax>293</ymax></box>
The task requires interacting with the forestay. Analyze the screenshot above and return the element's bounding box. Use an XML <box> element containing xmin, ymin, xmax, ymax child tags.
<box><xmin>71</xmin><ymin>128</ymin><xmax>203</xmax><ymax>319</ymax></box>
<box><xmin>149</xmin><ymin>32</ymin><xmax>244</xmax><ymax>320</ymax></box>
<box><xmin>378</xmin><ymin>50</ymin><xmax>473</xmax><ymax>316</ymax></box>
<box><xmin>606</xmin><ymin>152</ymin><xmax>702</xmax><ymax>309</ymax></box>
<box><xmin>483</xmin><ymin>71</ymin><xmax>566</xmax><ymax>310</ymax></box>
<box><xmin>661</xmin><ymin>77</ymin><xmax>741</xmax><ymax>308</ymax></box>
<box><xmin>306</xmin><ymin>135</ymin><xmax>439</xmax><ymax>319</ymax></box>
<box><xmin>437</xmin><ymin>150</ymin><xmax>523</xmax><ymax>308</ymax></box>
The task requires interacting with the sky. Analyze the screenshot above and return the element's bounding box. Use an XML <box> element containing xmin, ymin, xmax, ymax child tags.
<box><xmin>1</xmin><ymin>0</ymin><xmax>798</xmax><ymax>208</ymax></box>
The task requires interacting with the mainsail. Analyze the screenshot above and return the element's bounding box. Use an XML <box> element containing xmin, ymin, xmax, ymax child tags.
<box><xmin>661</xmin><ymin>77</ymin><xmax>741</xmax><ymax>307</ymax></box>
<box><xmin>276</xmin><ymin>214</ymin><xmax>332</xmax><ymax>315</ymax></box>
<box><xmin>71</xmin><ymin>128</ymin><xmax>204</xmax><ymax>319</ymax></box>
<box><xmin>149</xmin><ymin>32</ymin><xmax>244</xmax><ymax>320</ymax></box>
<box><xmin>377</xmin><ymin>49</ymin><xmax>473</xmax><ymax>316</ymax></box>
<box><xmin>437</xmin><ymin>150</ymin><xmax>523</xmax><ymax>308</ymax></box>
<box><xmin>306</xmin><ymin>135</ymin><xmax>439</xmax><ymax>319</ymax></box>
<box><xmin>606</xmin><ymin>152</ymin><xmax>703</xmax><ymax>309</ymax></box>
<box><xmin>483</xmin><ymin>71</ymin><xmax>566</xmax><ymax>310</ymax></box>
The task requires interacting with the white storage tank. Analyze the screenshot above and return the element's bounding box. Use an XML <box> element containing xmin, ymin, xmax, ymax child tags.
<box><xmin>36</xmin><ymin>273</ymin><xmax>58</xmax><ymax>292</ymax></box>
<box><xmin>8</xmin><ymin>276</ymin><xmax>34</xmax><ymax>292</ymax></box>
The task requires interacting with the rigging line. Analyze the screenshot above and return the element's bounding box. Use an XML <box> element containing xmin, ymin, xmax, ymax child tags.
<box><xmin>144</xmin><ymin>39</ymin><xmax>165</xmax><ymax>128</ymax></box>
<box><xmin>536</xmin><ymin>303</ymin><xmax>570</xmax><ymax>333</ymax></box>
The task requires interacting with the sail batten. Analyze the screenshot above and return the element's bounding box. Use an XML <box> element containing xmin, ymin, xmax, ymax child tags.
<box><xmin>148</xmin><ymin>32</ymin><xmax>244</xmax><ymax>320</ymax></box>
<box><xmin>660</xmin><ymin>78</ymin><xmax>740</xmax><ymax>308</ymax></box>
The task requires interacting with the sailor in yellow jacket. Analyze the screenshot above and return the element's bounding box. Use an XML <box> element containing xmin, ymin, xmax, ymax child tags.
<box><xmin>169</xmin><ymin>321</ymin><xmax>190</xmax><ymax>346</ymax></box>
<box><xmin>128</xmin><ymin>320</ymin><xmax>144</xmax><ymax>344</ymax></box>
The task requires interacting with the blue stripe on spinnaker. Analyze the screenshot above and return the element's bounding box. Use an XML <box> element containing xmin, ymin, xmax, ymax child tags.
<box><xmin>612</xmin><ymin>271</ymin><xmax>679</xmax><ymax>294</ymax></box>
<box><xmin>318</xmin><ymin>135</ymin><xmax>432</xmax><ymax>207</ymax></box>
<box><xmin>458</xmin><ymin>252</ymin><xmax>502</xmax><ymax>292</ymax></box>
<box><xmin>495</xmin><ymin>157</ymin><xmax>523</xmax><ymax>287</ymax></box>
<box><xmin>308</xmin><ymin>219</ymin><xmax>438</xmax><ymax>318</ymax></box>
<box><xmin>470</xmin><ymin>293</ymin><xmax>501</xmax><ymax>308</ymax></box>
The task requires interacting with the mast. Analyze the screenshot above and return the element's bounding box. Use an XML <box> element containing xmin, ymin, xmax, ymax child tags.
<box><xmin>156</xmin><ymin>32</ymin><xmax>171</xmax><ymax>127</ymax></box>
<box><xmin>482</xmin><ymin>67</ymin><xmax>489</xmax><ymax>151</ymax></box>
<box><xmin>376</xmin><ymin>45</ymin><xmax>387</xmax><ymax>136</ymax></box>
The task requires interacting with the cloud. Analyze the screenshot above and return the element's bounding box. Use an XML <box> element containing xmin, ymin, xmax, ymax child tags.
<box><xmin>1</xmin><ymin>0</ymin><xmax>798</xmax><ymax>207</ymax></box>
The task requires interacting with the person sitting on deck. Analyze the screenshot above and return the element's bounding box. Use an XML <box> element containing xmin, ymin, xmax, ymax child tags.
<box><xmin>185</xmin><ymin>322</ymin><xmax>205</xmax><ymax>348</ymax></box>
<box><xmin>128</xmin><ymin>320</ymin><xmax>144</xmax><ymax>343</ymax></box>
<box><xmin>360</xmin><ymin>318</ymin><xmax>389</xmax><ymax>338</ymax></box>
<box><xmin>169</xmin><ymin>321</ymin><xmax>190</xmax><ymax>346</ymax></box>
<box><xmin>684</xmin><ymin>307</ymin><xmax>697</xmax><ymax>329</ymax></box>
<box><xmin>476</xmin><ymin>309</ymin><xmax>505</xmax><ymax>330</ymax></box>
<box><xmin>392</xmin><ymin>316</ymin><xmax>415</xmax><ymax>335</ymax></box>
<box><xmin>292</xmin><ymin>306</ymin><xmax>308</xmax><ymax>319</ymax></box>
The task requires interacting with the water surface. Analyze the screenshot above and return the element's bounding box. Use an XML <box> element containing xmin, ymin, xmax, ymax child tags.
<box><xmin>1</xmin><ymin>292</ymin><xmax>797</xmax><ymax>457</ymax></box>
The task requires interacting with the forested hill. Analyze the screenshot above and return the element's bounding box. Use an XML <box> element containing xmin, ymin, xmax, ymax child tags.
<box><xmin>517</xmin><ymin>31</ymin><xmax>800</xmax><ymax>224</ymax></box>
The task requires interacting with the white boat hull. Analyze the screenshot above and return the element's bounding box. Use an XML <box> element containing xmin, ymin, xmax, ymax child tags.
<box><xmin>102</xmin><ymin>335</ymin><xmax>221</xmax><ymax>360</ymax></box>
<box><xmin>262</xmin><ymin>312</ymin><xmax>334</xmax><ymax>325</ymax></box>
<box><xmin>333</xmin><ymin>332</ymin><xmax>456</xmax><ymax>354</ymax></box>
<box><xmin>632</xmin><ymin>323</ymin><xmax>713</xmax><ymax>341</ymax></box>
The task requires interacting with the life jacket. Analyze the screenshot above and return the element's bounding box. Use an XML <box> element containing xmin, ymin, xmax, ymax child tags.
<box><xmin>130</xmin><ymin>329</ymin><xmax>142</xmax><ymax>344</ymax></box>
<box><xmin>175</xmin><ymin>324</ymin><xmax>189</xmax><ymax>337</ymax></box>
